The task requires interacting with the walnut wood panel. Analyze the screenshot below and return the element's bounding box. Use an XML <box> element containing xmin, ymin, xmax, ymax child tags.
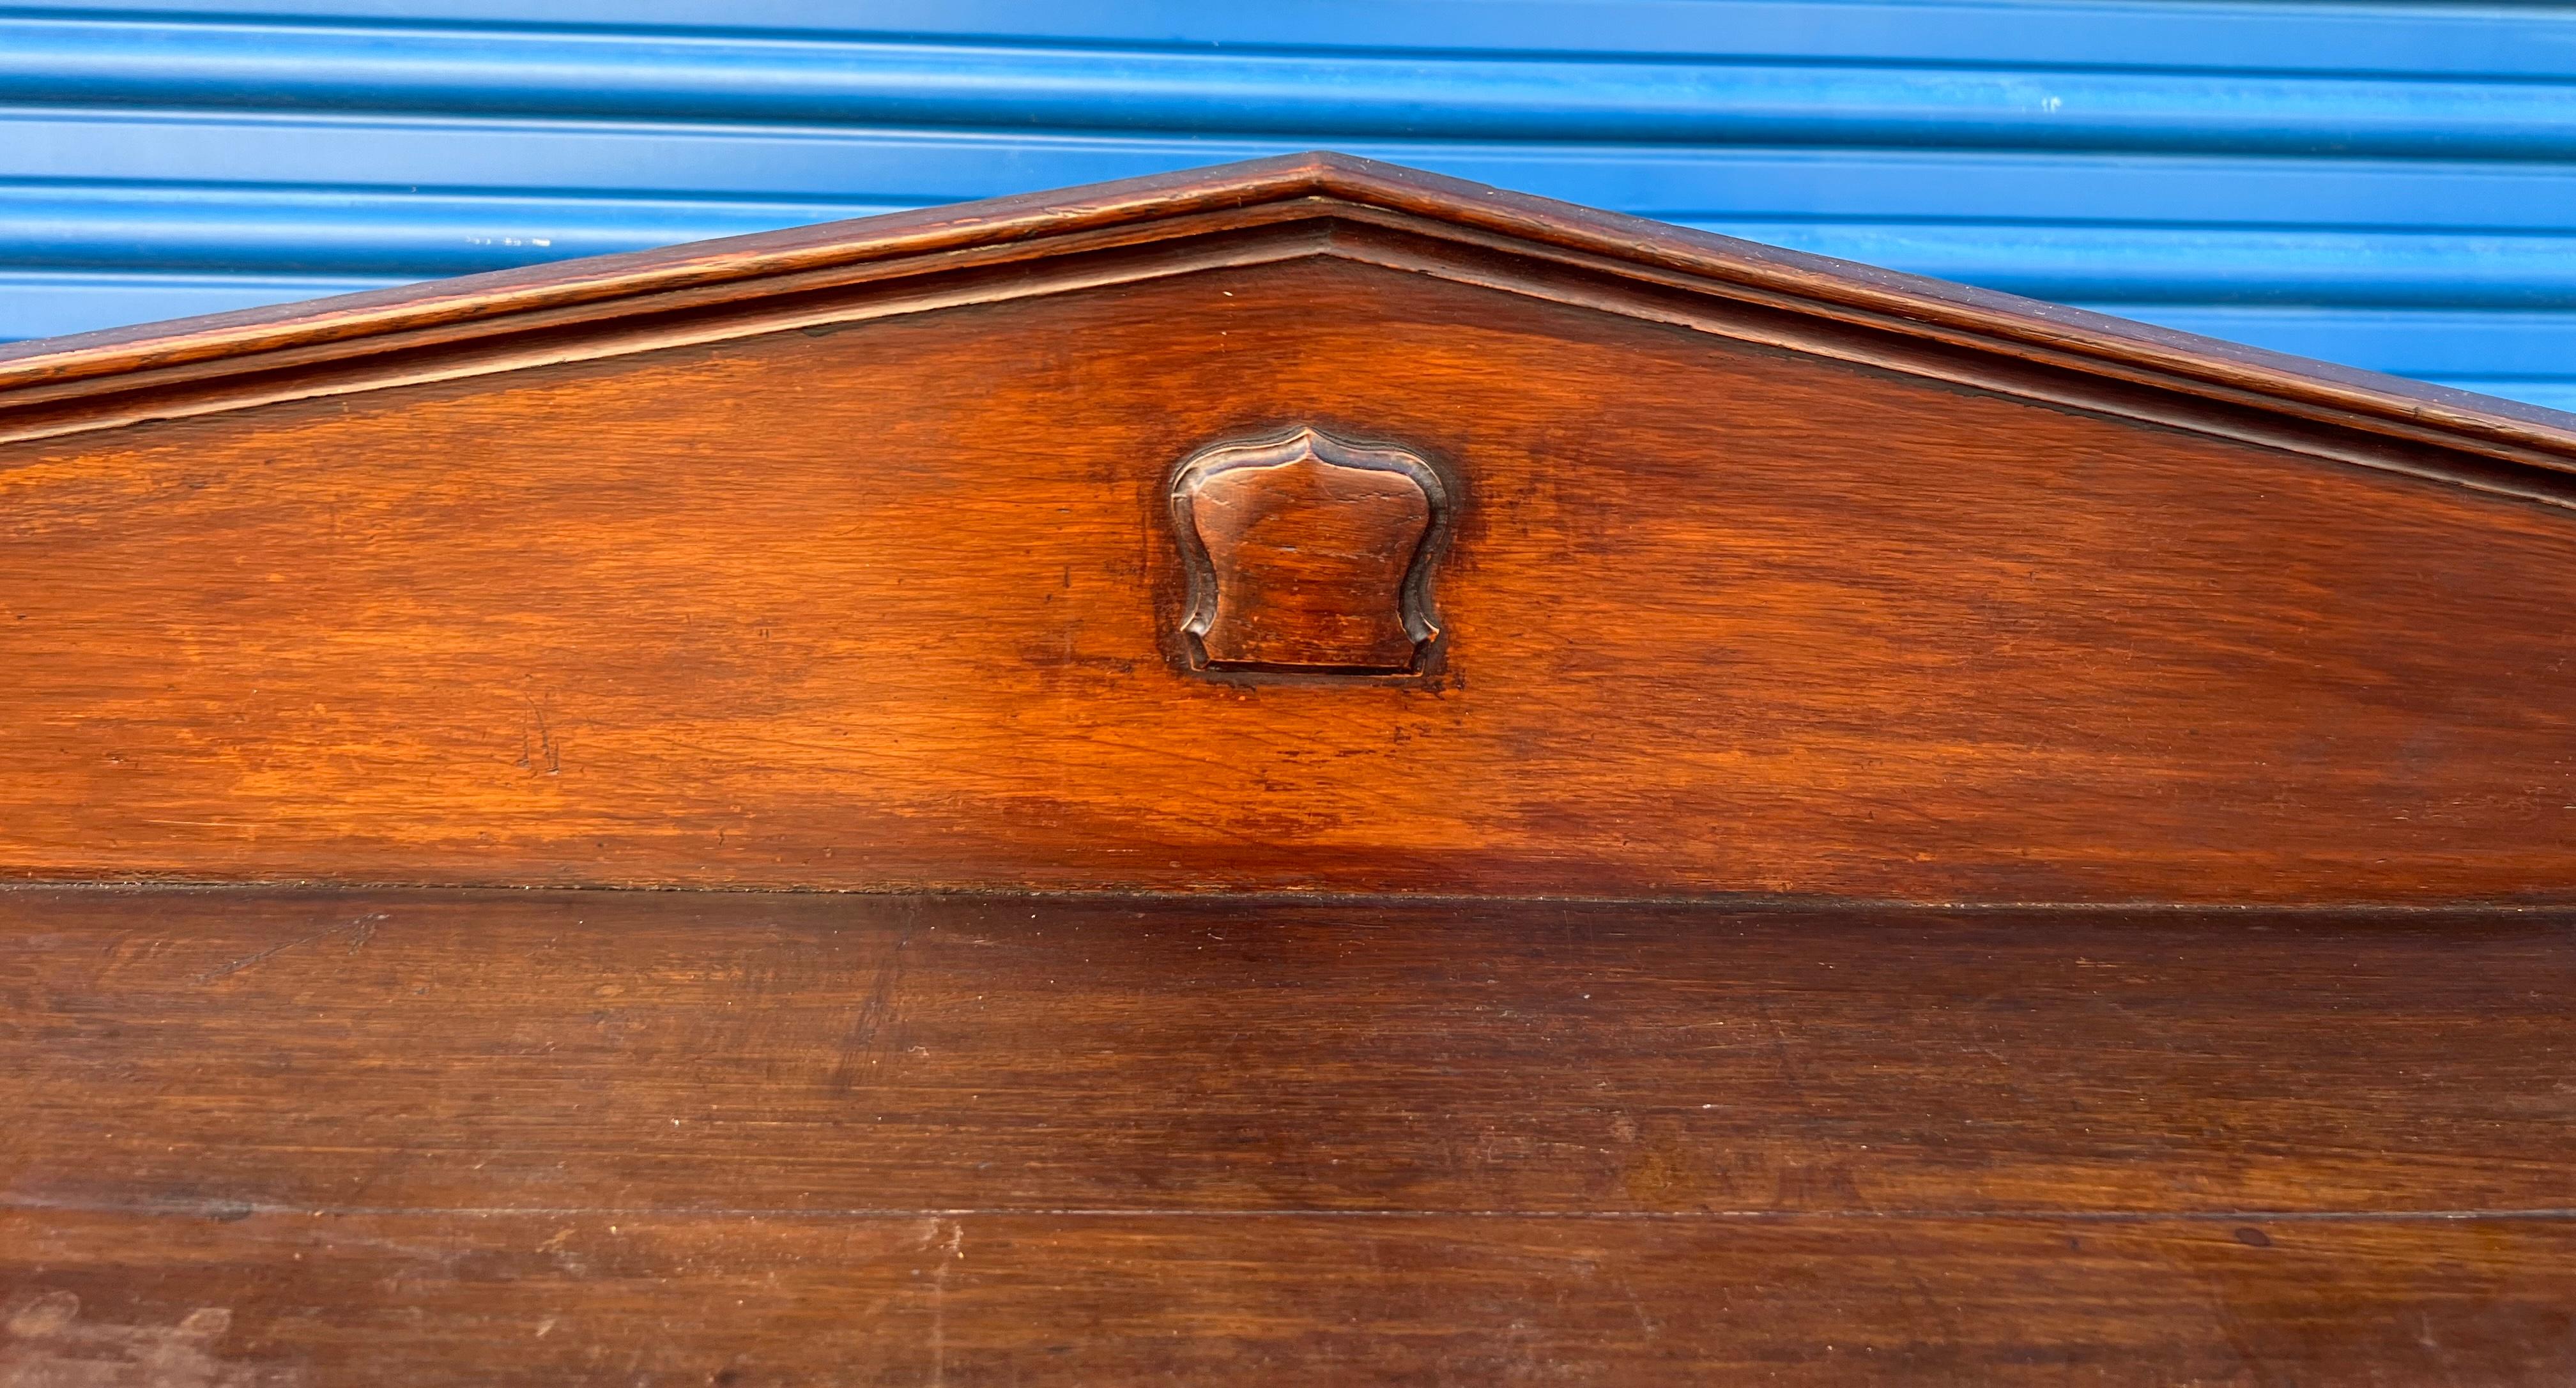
<box><xmin>5</xmin><ymin>888</ymin><xmax>2574</xmax><ymax>1384</ymax></box>
<box><xmin>8</xmin><ymin>1208</ymin><xmax>2572</xmax><ymax>1386</ymax></box>
<box><xmin>4</xmin><ymin>254</ymin><xmax>2573</xmax><ymax>898</ymax></box>
<box><xmin>7</xmin><ymin>889</ymin><xmax>2572</xmax><ymax>1217</ymax></box>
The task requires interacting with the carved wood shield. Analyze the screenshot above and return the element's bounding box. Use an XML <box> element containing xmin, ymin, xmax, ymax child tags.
<box><xmin>1169</xmin><ymin>428</ymin><xmax>1452</xmax><ymax>675</ymax></box>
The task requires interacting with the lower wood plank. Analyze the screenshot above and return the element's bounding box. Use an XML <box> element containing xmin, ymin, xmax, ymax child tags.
<box><xmin>6</xmin><ymin>888</ymin><xmax>2572</xmax><ymax>1217</ymax></box>
<box><xmin>6</xmin><ymin>887</ymin><xmax>2573</xmax><ymax>1381</ymax></box>
<box><xmin>6</xmin><ymin>1209</ymin><xmax>2572</xmax><ymax>1385</ymax></box>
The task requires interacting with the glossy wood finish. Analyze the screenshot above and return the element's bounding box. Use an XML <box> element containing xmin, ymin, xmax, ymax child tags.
<box><xmin>8</xmin><ymin>155</ymin><xmax>2575</xmax><ymax>478</ymax></box>
<box><xmin>4</xmin><ymin>248</ymin><xmax>2575</xmax><ymax>898</ymax></box>
<box><xmin>4</xmin><ymin>156</ymin><xmax>2573</xmax><ymax>1379</ymax></box>
<box><xmin>1172</xmin><ymin>427</ymin><xmax>1448</xmax><ymax>675</ymax></box>
<box><xmin>4</xmin><ymin>887</ymin><xmax>2572</xmax><ymax>1384</ymax></box>
<box><xmin>13</xmin><ymin>1209</ymin><xmax>2572</xmax><ymax>1387</ymax></box>
<box><xmin>19</xmin><ymin>888</ymin><xmax>2576</xmax><ymax>1216</ymax></box>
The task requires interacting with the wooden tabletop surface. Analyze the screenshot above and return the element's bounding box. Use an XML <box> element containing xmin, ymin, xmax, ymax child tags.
<box><xmin>6</xmin><ymin>886</ymin><xmax>2569</xmax><ymax>1384</ymax></box>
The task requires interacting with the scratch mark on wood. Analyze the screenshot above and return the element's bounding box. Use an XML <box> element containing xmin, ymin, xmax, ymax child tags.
<box><xmin>516</xmin><ymin>698</ymin><xmax>562</xmax><ymax>776</ymax></box>
<box><xmin>196</xmin><ymin>912</ymin><xmax>388</xmax><ymax>984</ymax></box>
<box><xmin>923</xmin><ymin>1216</ymin><xmax>965</xmax><ymax>1388</ymax></box>
<box><xmin>828</xmin><ymin>917</ymin><xmax>912</xmax><ymax>1092</ymax></box>
<box><xmin>1</xmin><ymin>1291</ymin><xmax>296</xmax><ymax>1387</ymax></box>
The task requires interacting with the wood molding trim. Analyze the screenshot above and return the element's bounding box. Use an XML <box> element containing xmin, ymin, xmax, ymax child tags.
<box><xmin>4</xmin><ymin>153</ymin><xmax>2573</xmax><ymax>492</ymax></box>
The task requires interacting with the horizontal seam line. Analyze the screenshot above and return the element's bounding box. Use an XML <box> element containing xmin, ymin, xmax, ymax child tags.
<box><xmin>5</xmin><ymin>879</ymin><xmax>2576</xmax><ymax>915</ymax></box>
<box><xmin>12</xmin><ymin>1199</ymin><xmax>2576</xmax><ymax>1222</ymax></box>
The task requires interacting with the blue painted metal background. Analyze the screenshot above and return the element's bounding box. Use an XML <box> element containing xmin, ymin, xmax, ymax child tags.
<box><xmin>5</xmin><ymin>0</ymin><xmax>2574</xmax><ymax>410</ymax></box>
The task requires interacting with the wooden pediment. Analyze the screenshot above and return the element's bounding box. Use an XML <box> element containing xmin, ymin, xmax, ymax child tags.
<box><xmin>3</xmin><ymin>151</ymin><xmax>2573</xmax><ymax>903</ymax></box>
<box><xmin>9</xmin><ymin>154</ymin><xmax>2576</xmax><ymax>1384</ymax></box>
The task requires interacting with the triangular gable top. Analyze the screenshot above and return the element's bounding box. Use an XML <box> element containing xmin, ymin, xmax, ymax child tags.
<box><xmin>8</xmin><ymin>153</ymin><xmax>2576</xmax><ymax>903</ymax></box>
<box><xmin>3</xmin><ymin>151</ymin><xmax>2573</xmax><ymax>507</ymax></box>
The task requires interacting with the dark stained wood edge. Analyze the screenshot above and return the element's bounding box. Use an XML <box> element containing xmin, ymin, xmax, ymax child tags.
<box><xmin>3</xmin><ymin>151</ymin><xmax>2574</xmax><ymax>492</ymax></box>
<box><xmin>12</xmin><ymin>885</ymin><xmax>2576</xmax><ymax>1216</ymax></box>
<box><xmin>0</xmin><ymin>214</ymin><xmax>1348</xmax><ymax>445</ymax></box>
<box><xmin>8</xmin><ymin>888</ymin><xmax>2575</xmax><ymax>1383</ymax></box>
<box><xmin>12</xmin><ymin>1208</ymin><xmax>2573</xmax><ymax>1387</ymax></box>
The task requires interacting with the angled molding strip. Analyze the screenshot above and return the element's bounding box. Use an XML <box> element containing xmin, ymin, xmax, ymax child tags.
<box><xmin>4</xmin><ymin>153</ymin><xmax>2574</xmax><ymax>512</ymax></box>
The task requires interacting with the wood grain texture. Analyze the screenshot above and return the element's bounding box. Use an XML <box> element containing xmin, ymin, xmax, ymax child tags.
<box><xmin>1173</xmin><ymin>427</ymin><xmax>1448</xmax><ymax>675</ymax></box>
<box><xmin>9</xmin><ymin>1209</ymin><xmax>2573</xmax><ymax>1387</ymax></box>
<box><xmin>7</xmin><ymin>888</ymin><xmax>2572</xmax><ymax>1217</ymax></box>
<box><xmin>3</xmin><ymin>253</ymin><xmax>2572</xmax><ymax>898</ymax></box>
<box><xmin>12</xmin><ymin>156</ymin><xmax>2572</xmax><ymax>1381</ymax></box>
<box><xmin>4</xmin><ymin>887</ymin><xmax>2573</xmax><ymax>1384</ymax></box>
<box><xmin>6</xmin><ymin>154</ymin><xmax>2573</xmax><ymax>476</ymax></box>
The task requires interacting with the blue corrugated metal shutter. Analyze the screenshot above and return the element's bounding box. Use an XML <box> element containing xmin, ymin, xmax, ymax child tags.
<box><xmin>6</xmin><ymin>0</ymin><xmax>2573</xmax><ymax>411</ymax></box>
